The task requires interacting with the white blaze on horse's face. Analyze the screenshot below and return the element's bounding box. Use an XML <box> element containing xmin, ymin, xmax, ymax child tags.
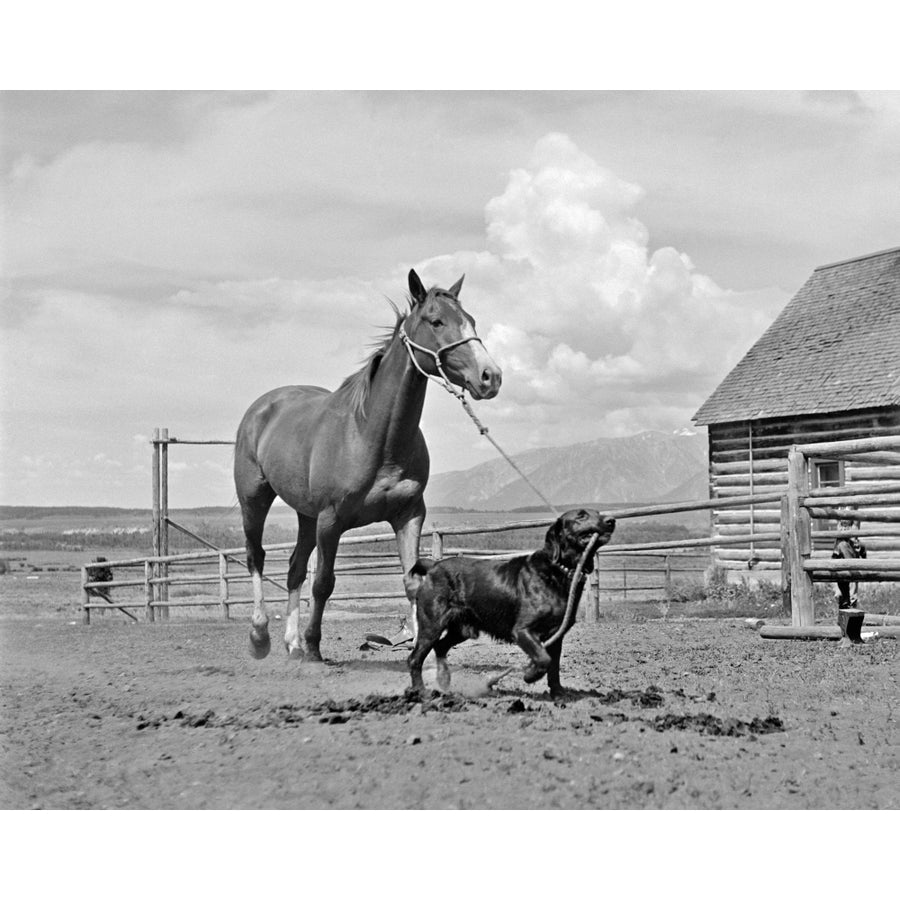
<box><xmin>407</xmin><ymin>269</ymin><xmax>503</xmax><ymax>401</ymax></box>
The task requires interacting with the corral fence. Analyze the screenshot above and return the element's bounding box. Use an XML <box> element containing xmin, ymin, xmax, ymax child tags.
<box><xmin>81</xmin><ymin>431</ymin><xmax>900</xmax><ymax>627</ymax></box>
<box><xmin>780</xmin><ymin>434</ymin><xmax>900</xmax><ymax>629</ymax></box>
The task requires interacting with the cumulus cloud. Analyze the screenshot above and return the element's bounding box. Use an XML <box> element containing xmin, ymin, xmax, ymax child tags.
<box><xmin>415</xmin><ymin>134</ymin><xmax>783</xmax><ymax>452</ymax></box>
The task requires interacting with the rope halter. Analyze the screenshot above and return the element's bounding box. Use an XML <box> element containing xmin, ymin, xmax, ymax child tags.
<box><xmin>399</xmin><ymin>326</ymin><xmax>485</xmax><ymax>400</ymax></box>
<box><xmin>399</xmin><ymin>317</ymin><xmax>560</xmax><ymax>517</ymax></box>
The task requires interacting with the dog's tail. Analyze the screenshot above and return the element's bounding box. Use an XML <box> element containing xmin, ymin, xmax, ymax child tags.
<box><xmin>407</xmin><ymin>558</ymin><xmax>434</xmax><ymax>592</ymax></box>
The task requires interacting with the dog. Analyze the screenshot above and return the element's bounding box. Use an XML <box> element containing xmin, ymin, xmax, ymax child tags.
<box><xmin>406</xmin><ymin>508</ymin><xmax>615</xmax><ymax>698</ymax></box>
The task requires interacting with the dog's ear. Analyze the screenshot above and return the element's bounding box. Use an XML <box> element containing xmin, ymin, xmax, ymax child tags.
<box><xmin>544</xmin><ymin>519</ymin><xmax>565</xmax><ymax>566</ymax></box>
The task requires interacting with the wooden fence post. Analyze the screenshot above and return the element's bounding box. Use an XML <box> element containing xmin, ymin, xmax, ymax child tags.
<box><xmin>144</xmin><ymin>559</ymin><xmax>155</xmax><ymax>622</ymax></box>
<box><xmin>151</xmin><ymin>428</ymin><xmax>160</xmax><ymax>623</ymax></box>
<box><xmin>219</xmin><ymin>553</ymin><xmax>230</xmax><ymax>619</ymax></box>
<box><xmin>159</xmin><ymin>427</ymin><xmax>170</xmax><ymax>620</ymax></box>
<box><xmin>81</xmin><ymin>566</ymin><xmax>91</xmax><ymax>625</ymax></box>
<box><xmin>787</xmin><ymin>447</ymin><xmax>815</xmax><ymax>626</ymax></box>
<box><xmin>780</xmin><ymin>494</ymin><xmax>792</xmax><ymax>617</ymax></box>
<box><xmin>431</xmin><ymin>530</ymin><xmax>444</xmax><ymax>561</ymax></box>
<box><xmin>587</xmin><ymin>566</ymin><xmax>600</xmax><ymax>623</ymax></box>
<box><xmin>664</xmin><ymin>555</ymin><xmax>673</xmax><ymax>600</ymax></box>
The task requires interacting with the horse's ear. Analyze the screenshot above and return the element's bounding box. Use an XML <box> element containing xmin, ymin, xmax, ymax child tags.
<box><xmin>408</xmin><ymin>269</ymin><xmax>428</xmax><ymax>304</ymax></box>
<box><xmin>447</xmin><ymin>275</ymin><xmax>464</xmax><ymax>299</ymax></box>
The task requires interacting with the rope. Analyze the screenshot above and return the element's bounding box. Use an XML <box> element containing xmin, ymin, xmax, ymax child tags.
<box><xmin>400</xmin><ymin>328</ymin><xmax>560</xmax><ymax>517</ymax></box>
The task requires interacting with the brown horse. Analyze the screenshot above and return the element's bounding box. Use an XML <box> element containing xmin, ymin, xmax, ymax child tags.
<box><xmin>234</xmin><ymin>269</ymin><xmax>502</xmax><ymax>661</ymax></box>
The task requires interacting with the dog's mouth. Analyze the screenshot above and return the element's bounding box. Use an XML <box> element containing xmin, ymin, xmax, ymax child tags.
<box><xmin>575</xmin><ymin>528</ymin><xmax>613</xmax><ymax>551</ymax></box>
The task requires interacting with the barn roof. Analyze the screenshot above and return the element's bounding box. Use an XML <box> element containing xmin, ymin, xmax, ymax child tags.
<box><xmin>693</xmin><ymin>246</ymin><xmax>900</xmax><ymax>426</ymax></box>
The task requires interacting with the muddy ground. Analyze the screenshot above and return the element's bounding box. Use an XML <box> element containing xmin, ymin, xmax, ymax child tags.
<box><xmin>1</xmin><ymin>577</ymin><xmax>898</xmax><ymax>810</ymax></box>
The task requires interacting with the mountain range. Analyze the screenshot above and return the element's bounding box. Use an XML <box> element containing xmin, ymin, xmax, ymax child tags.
<box><xmin>424</xmin><ymin>430</ymin><xmax>709</xmax><ymax>511</ymax></box>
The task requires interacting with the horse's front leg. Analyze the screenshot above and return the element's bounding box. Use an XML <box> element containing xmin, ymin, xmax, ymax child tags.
<box><xmin>392</xmin><ymin>501</ymin><xmax>425</xmax><ymax>640</ymax></box>
<box><xmin>284</xmin><ymin>514</ymin><xmax>316</xmax><ymax>659</ymax></box>
<box><xmin>303</xmin><ymin>516</ymin><xmax>341</xmax><ymax>663</ymax></box>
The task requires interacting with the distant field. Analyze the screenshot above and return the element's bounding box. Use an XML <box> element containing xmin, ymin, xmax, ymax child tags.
<box><xmin>1</xmin><ymin>503</ymin><xmax>706</xmax><ymax>557</ymax></box>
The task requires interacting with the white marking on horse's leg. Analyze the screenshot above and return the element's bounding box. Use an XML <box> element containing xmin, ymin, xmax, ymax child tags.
<box><xmin>284</xmin><ymin>589</ymin><xmax>304</xmax><ymax>659</ymax></box>
<box><xmin>408</xmin><ymin>599</ymin><xmax>419</xmax><ymax>641</ymax></box>
<box><xmin>251</xmin><ymin>572</ymin><xmax>267</xmax><ymax>623</ymax></box>
<box><xmin>249</xmin><ymin>571</ymin><xmax>271</xmax><ymax>659</ymax></box>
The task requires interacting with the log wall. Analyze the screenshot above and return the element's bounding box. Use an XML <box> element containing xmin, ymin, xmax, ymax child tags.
<box><xmin>707</xmin><ymin>406</ymin><xmax>900</xmax><ymax>572</ymax></box>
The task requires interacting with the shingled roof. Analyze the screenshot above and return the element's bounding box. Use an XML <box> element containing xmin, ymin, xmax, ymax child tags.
<box><xmin>693</xmin><ymin>246</ymin><xmax>900</xmax><ymax>425</ymax></box>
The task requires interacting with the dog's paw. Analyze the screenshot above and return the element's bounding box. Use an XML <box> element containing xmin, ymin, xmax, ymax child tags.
<box><xmin>522</xmin><ymin>662</ymin><xmax>548</xmax><ymax>684</ymax></box>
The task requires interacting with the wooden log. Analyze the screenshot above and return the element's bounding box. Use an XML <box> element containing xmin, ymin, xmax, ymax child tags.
<box><xmin>715</xmin><ymin>510</ymin><xmax>782</xmax><ymax>525</ymax></box>
<box><xmin>803</xmin><ymin>558</ymin><xmax>900</xmax><ymax>572</ymax></box>
<box><xmin>598</xmin><ymin>531</ymin><xmax>780</xmax><ymax>553</ymax></box>
<box><xmin>714</xmin><ymin>560</ymin><xmax>783</xmax><ymax>571</ymax></box>
<box><xmin>807</xmin><ymin>508</ymin><xmax>900</xmax><ymax>522</ymax></box>
<box><xmin>843</xmin><ymin>452</ymin><xmax>900</xmax><ymax>466</ymax></box>
<box><xmin>847</xmin><ymin>466</ymin><xmax>900</xmax><ymax>481</ymax></box>
<box><xmin>145</xmin><ymin>559</ymin><xmax>154</xmax><ymax>623</ymax></box>
<box><xmin>151</xmin><ymin>428</ymin><xmax>160</xmax><ymax>623</ymax></box>
<box><xmin>780</xmin><ymin>494</ymin><xmax>791</xmax><ymax>615</ymax></box>
<box><xmin>712</xmin><ymin>458</ymin><xmax>788</xmax><ymax>474</ymax></box>
<box><xmin>219</xmin><ymin>554</ymin><xmax>229</xmax><ymax>619</ymax></box>
<box><xmin>787</xmin><ymin>448</ymin><xmax>814</xmax><ymax>626</ymax></box>
<box><xmin>796</xmin><ymin>435</ymin><xmax>900</xmax><ymax>458</ymax></box>
<box><xmin>802</xmin><ymin>493</ymin><xmax>900</xmax><ymax>507</ymax></box>
<box><xmin>759</xmin><ymin>625</ymin><xmax>900</xmax><ymax>640</ymax></box>
<box><xmin>81</xmin><ymin>566</ymin><xmax>91</xmax><ymax>625</ymax></box>
<box><xmin>808</xmin><ymin>482</ymin><xmax>900</xmax><ymax>499</ymax></box>
<box><xmin>160</xmin><ymin>427</ymin><xmax>169</xmax><ymax>620</ymax></box>
<box><xmin>863</xmin><ymin>614</ymin><xmax>900</xmax><ymax>626</ymax></box>
<box><xmin>712</xmin><ymin>472</ymin><xmax>789</xmax><ymax>487</ymax></box>
<box><xmin>810</xmin><ymin>572</ymin><xmax>900</xmax><ymax>583</ymax></box>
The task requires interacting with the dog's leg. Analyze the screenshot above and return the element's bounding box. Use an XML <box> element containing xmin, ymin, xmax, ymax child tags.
<box><xmin>407</xmin><ymin>614</ymin><xmax>444</xmax><ymax>696</ymax></box>
<box><xmin>515</xmin><ymin>628</ymin><xmax>552</xmax><ymax>684</ymax></box>
<box><xmin>546</xmin><ymin>640</ymin><xmax>565</xmax><ymax>698</ymax></box>
<box><xmin>432</xmin><ymin>628</ymin><xmax>467</xmax><ymax>693</ymax></box>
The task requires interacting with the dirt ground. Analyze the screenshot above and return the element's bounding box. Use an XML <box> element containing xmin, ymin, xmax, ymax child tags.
<box><xmin>1</xmin><ymin>574</ymin><xmax>898</xmax><ymax>810</ymax></box>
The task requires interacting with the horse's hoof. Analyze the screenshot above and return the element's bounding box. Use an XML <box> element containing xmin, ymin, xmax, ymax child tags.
<box><xmin>286</xmin><ymin>645</ymin><xmax>304</xmax><ymax>660</ymax></box>
<box><xmin>249</xmin><ymin>630</ymin><xmax>271</xmax><ymax>659</ymax></box>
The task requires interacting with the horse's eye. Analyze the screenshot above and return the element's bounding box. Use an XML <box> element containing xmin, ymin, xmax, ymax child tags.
<box><xmin>432</xmin><ymin>319</ymin><xmax>444</xmax><ymax>329</ymax></box>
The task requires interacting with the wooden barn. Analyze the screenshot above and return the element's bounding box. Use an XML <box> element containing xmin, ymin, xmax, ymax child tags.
<box><xmin>692</xmin><ymin>246</ymin><xmax>900</xmax><ymax>574</ymax></box>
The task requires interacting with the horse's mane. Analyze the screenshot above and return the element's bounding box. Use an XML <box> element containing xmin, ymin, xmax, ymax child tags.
<box><xmin>335</xmin><ymin>299</ymin><xmax>410</xmax><ymax>418</ymax></box>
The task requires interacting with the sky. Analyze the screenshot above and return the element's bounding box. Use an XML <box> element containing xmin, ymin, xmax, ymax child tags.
<box><xmin>2</xmin><ymin>14</ymin><xmax>899</xmax><ymax>509</ymax></box>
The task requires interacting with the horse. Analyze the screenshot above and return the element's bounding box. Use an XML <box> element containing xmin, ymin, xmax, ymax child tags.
<box><xmin>233</xmin><ymin>269</ymin><xmax>502</xmax><ymax>661</ymax></box>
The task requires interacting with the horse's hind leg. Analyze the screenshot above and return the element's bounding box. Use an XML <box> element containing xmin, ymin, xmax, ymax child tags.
<box><xmin>238</xmin><ymin>481</ymin><xmax>276</xmax><ymax>659</ymax></box>
<box><xmin>302</xmin><ymin>517</ymin><xmax>340</xmax><ymax>663</ymax></box>
<box><xmin>284</xmin><ymin>514</ymin><xmax>316</xmax><ymax>659</ymax></box>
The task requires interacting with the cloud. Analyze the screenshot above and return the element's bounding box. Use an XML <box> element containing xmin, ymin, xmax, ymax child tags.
<box><xmin>414</xmin><ymin>133</ymin><xmax>784</xmax><ymax>451</ymax></box>
<box><xmin>2</xmin><ymin>127</ymin><xmax>787</xmax><ymax>505</ymax></box>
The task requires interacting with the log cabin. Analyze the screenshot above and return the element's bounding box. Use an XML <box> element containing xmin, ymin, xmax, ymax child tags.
<box><xmin>692</xmin><ymin>246</ymin><xmax>900</xmax><ymax>574</ymax></box>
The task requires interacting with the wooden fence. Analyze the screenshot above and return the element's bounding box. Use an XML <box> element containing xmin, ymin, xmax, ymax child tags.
<box><xmin>780</xmin><ymin>434</ymin><xmax>900</xmax><ymax>627</ymax></box>
<box><xmin>80</xmin><ymin>430</ymin><xmax>900</xmax><ymax>626</ymax></box>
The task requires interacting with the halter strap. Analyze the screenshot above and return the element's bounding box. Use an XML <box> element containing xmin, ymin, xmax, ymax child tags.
<box><xmin>399</xmin><ymin>326</ymin><xmax>484</xmax><ymax>399</ymax></box>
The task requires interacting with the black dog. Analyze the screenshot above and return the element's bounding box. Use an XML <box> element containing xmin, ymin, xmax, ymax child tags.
<box><xmin>407</xmin><ymin>508</ymin><xmax>615</xmax><ymax>697</ymax></box>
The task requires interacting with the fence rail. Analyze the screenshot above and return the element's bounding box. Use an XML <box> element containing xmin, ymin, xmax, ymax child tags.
<box><xmin>81</xmin><ymin>430</ymin><xmax>900</xmax><ymax>625</ymax></box>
